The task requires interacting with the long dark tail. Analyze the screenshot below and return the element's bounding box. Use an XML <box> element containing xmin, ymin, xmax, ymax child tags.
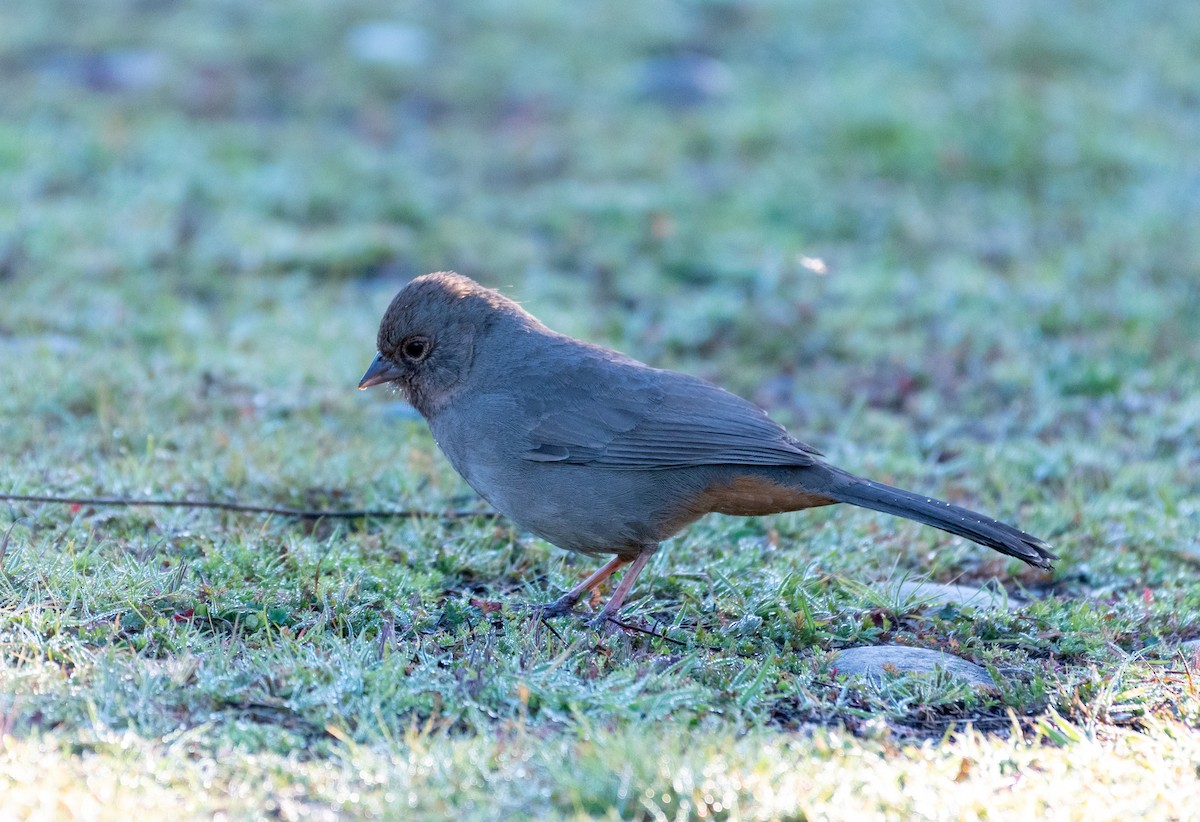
<box><xmin>824</xmin><ymin>471</ymin><xmax>1056</xmax><ymax>569</ymax></box>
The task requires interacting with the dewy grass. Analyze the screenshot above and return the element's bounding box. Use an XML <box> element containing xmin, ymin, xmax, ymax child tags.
<box><xmin>2</xmin><ymin>0</ymin><xmax>1200</xmax><ymax>817</ymax></box>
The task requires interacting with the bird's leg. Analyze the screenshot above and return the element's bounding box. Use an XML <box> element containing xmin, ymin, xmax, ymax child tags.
<box><xmin>591</xmin><ymin>549</ymin><xmax>655</xmax><ymax>629</ymax></box>
<box><xmin>538</xmin><ymin>555</ymin><xmax>629</xmax><ymax>618</ymax></box>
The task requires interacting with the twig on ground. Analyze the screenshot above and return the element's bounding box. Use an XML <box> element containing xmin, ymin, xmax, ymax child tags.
<box><xmin>0</xmin><ymin>492</ymin><xmax>498</xmax><ymax>521</ymax></box>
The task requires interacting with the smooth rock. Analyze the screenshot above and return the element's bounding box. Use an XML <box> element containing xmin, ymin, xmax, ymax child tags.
<box><xmin>346</xmin><ymin>22</ymin><xmax>430</xmax><ymax>67</ymax></box>
<box><xmin>93</xmin><ymin>49</ymin><xmax>169</xmax><ymax>92</ymax></box>
<box><xmin>889</xmin><ymin>579</ymin><xmax>1021</xmax><ymax>611</ymax></box>
<box><xmin>636</xmin><ymin>52</ymin><xmax>733</xmax><ymax>106</ymax></box>
<box><xmin>33</xmin><ymin>49</ymin><xmax>168</xmax><ymax>93</ymax></box>
<box><xmin>831</xmin><ymin>644</ymin><xmax>996</xmax><ymax>689</ymax></box>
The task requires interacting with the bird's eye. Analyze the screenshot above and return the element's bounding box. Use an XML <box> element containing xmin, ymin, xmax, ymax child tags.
<box><xmin>401</xmin><ymin>337</ymin><xmax>429</xmax><ymax>361</ymax></box>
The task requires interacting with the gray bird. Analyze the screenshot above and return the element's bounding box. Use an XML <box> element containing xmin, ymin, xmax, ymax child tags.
<box><xmin>359</xmin><ymin>272</ymin><xmax>1055</xmax><ymax>626</ymax></box>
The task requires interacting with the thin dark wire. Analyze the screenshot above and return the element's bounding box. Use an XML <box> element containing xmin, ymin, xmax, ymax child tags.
<box><xmin>0</xmin><ymin>492</ymin><xmax>498</xmax><ymax>521</ymax></box>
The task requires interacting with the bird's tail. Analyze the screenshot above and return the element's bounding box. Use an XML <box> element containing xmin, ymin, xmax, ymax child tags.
<box><xmin>825</xmin><ymin>471</ymin><xmax>1056</xmax><ymax>569</ymax></box>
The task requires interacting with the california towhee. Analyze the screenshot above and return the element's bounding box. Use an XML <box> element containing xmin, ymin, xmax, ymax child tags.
<box><xmin>360</xmin><ymin>272</ymin><xmax>1055</xmax><ymax>625</ymax></box>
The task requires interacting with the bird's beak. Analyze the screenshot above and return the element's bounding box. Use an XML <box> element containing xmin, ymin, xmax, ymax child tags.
<box><xmin>358</xmin><ymin>353</ymin><xmax>405</xmax><ymax>389</ymax></box>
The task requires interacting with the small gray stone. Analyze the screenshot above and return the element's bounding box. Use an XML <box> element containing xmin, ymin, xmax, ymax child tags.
<box><xmin>95</xmin><ymin>49</ymin><xmax>168</xmax><ymax>92</ymax></box>
<box><xmin>346</xmin><ymin>22</ymin><xmax>430</xmax><ymax>68</ymax></box>
<box><xmin>0</xmin><ymin>333</ymin><xmax>82</xmax><ymax>354</ymax></box>
<box><xmin>889</xmin><ymin>579</ymin><xmax>1021</xmax><ymax>611</ymax></box>
<box><xmin>636</xmin><ymin>53</ymin><xmax>733</xmax><ymax>106</ymax></box>
<box><xmin>34</xmin><ymin>49</ymin><xmax>169</xmax><ymax>94</ymax></box>
<box><xmin>832</xmin><ymin>645</ymin><xmax>996</xmax><ymax>689</ymax></box>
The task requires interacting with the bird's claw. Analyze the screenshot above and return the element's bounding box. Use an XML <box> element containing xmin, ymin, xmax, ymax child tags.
<box><xmin>530</xmin><ymin>595</ymin><xmax>581</xmax><ymax>620</ymax></box>
<box><xmin>587</xmin><ymin>611</ymin><xmax>626</xmax><ymax>634</ymax></box>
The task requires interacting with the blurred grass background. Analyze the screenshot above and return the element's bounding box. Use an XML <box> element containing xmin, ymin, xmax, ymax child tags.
<box><xmin>1</xmin><ymin>1</ymin><xmax>1199</xmax><ymax>818</ymax></box>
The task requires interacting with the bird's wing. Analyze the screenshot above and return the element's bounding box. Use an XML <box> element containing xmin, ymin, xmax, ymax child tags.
<box><xmin>521</xmin><ymin>353</ymin><xmax>821</xmax><ymax>470</ymax></box>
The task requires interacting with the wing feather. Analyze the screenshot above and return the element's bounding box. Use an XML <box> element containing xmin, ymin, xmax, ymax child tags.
<box><xmin>520</xmin><ymin>355</ymin><xmax>820</xmax><ymax>470</ymax></box>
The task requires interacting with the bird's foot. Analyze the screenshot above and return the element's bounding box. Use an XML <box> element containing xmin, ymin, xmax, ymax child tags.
<box><xmin>529</xmin><ymin>593</ymin><xmax>581</xmax><ymax>620</ymax></box>
<box><xmin>587</xmin><ymin>609</ymin><xmax>626</xmax><ymax>635</ymax></box>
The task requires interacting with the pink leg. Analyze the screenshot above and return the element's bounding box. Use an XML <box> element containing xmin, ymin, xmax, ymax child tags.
<box><xmin>540</xmin><ymin>555</ymin><xmax>629</xmax><ymax>617</ymax></box>
<box><xmin>594</xmin><ymin>550</ymin><xmax>655</xmax><ymax>626</ymax></box>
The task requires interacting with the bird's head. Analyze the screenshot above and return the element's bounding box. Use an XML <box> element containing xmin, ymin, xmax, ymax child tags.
<box><xmin>358</xmin><ymin>271</ymin><xmax>534</xmax><ymax>417</ymax></box>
